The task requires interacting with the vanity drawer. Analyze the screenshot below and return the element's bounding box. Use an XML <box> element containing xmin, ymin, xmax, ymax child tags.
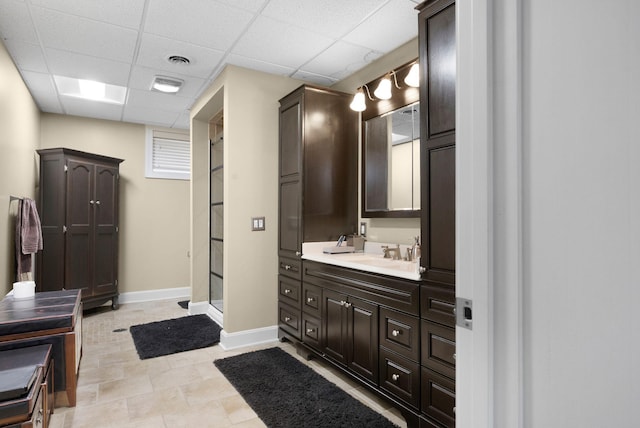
<box><xmin>379</xmin><ymin>307</ymin><xmax>420</xmax><ymax>362</ymax></box>
<box><xmin>421</xmin><ymin>367</ymin><xmax>456</xmax><ymax>428</ymax></box>
<box><xmin>421</xmin><ymin>284</ymin><xmax>455</xmax><ymax>327</ymax></box>
<box><xmin>278</xmin><ymin>301</ymin><xmax>301</xmax><ymax>340</ymax></box>
<box><xmin>301</xmin><ymin>313</ymin><xmax>322</xmax><ymax>351</ymax></box>
<box><xmin>379</xmin><ymin>347</ymin><xmax>420</xmax><ymax>409</ymax></box>
<box><xmin>421</xmin><ymin>320</ymin><xmax>456</xmax><ymax>379</ymax></box>
<box><xmin>278</xmin><ymin>275</ymin><xmax>301</xmax><ymax>309</ymax></box>
<box><xmin>302</xmin><ymin>282</ymin><xmax>322</xmax><ymax>318</ymax></box>
<box><xmin>279</xmin><ymin>257</ymin><xmax>301</xmax><ymax>280</ymax></box>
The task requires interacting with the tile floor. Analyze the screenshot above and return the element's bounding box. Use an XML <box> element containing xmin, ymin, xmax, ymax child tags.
<box><xmin>48</xmin><ymin>298</ymin><xmax>407</xmax><ymax>428</ymax></box>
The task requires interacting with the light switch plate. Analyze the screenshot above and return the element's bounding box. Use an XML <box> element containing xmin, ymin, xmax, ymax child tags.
<box><xmin>252</xmin><ymin>216</ymin><xmax>265</xmax><ymax>231</ymax></box>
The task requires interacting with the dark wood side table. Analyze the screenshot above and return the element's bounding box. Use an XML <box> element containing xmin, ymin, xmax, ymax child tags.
<box><xmin>0</xmin><ymin>344</ymin><xmax>53</xmax><ymax>428</ymax></box>
<box><xmin>0</xmin><ymin>290</ymin><xmax>82</xmax><ymax>407</ymax></box>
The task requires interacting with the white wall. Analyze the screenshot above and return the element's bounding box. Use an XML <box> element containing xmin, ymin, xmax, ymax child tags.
<box><xmin>459</xmin><ymin>1</ymin><xmax>640</xmax><ymax>427</ymax></box>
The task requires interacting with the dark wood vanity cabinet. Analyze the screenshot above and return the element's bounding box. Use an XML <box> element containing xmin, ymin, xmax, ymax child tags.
<box><xmin>37</xmin><ymin>148</ymin><xmax>123</xmax><ymax>310</ymax></box>
<box><xmin>277</xmin><ymin>85</ymin><xmax>358</xmax><ymax>341</ymax></box>
<box><xmin>417</xmin><ymin>0</ymin><xmax>457</xmax><ymax>425</ymax></box>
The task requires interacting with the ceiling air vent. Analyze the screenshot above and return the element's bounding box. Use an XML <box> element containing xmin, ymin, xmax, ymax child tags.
<box><xmin>167</xmin><ymin>55</ymin><xmax>190</xmax><ymax>65</ymax></box>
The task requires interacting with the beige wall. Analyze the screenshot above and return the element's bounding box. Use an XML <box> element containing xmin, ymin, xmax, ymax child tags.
<box><xmin>0</xmin><ymin>41</ymin><xmax>41</xmax><ymax>294</ymax></box>
<box><xmin>39</xmin><ymin>114</ymin><xmax>190</xmax><ymax>295</ymax></box>
<box><xmin>332</xmin><ymin>37</ymin><xmax>421</xmax><ymax>246</ymax></box>
<box><xmin>191</xmin><ymin>65</ymin><xmax>302</xmax><ymax>333</ymax></box>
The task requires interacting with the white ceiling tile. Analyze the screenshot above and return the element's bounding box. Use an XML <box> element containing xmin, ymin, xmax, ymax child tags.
<box><xmin>301</xmin><ymin>41</ymin><xmax>383</xmax><ymax>80</ymax></box>
<box><xmin>19</xmin><ymin>70</ymin><xmax>62</xmax><ymax>111</ymax></box>
<box><xmin>232</xmin><ymin>15</ymin><xmax>334</xmax><ymax>69</ymax></box>
<box><xmin>343</xmin><ymin>0</ymin><xmax>419</xmax><ymax>52</ymax></box>
<box><xmin>129</xmin><ymin>66</ymin><xmax>206</xmax><ymax>99</ymax></box>
<box><xmin>226</xmin><ymin>54</ymin><xmax>295</xmax><ymax>77</ymax></box>
<box><xmin>0</xmin><ymin>0</ymin><xmax>38</xmax><ymax>43</ymax></box>
<box><xmin>172</xmin><ymin>111</ymin><xmax>191</xmax><ymax>130</ymax></box>
<box><xmin>290</xmin><ymin>70</ymin><xmax>338</xmax><ymax>87</ymax></box>
<box><xmin>31</xmin><ymin>6</ymin><xmax>138</xmax><ymax>62</ymax></box>
<box><xmin>144</xmin><ymin>0</ymin><xmax>254</xmax><ymax>51</ymax></box>
<box><xmin>137</xmin><ymin>33</ymin><xmax>225</xmax><ymax>79</ymax></box>
<box><xmin>28</xmin><ymin>0</ymin><xmax>146</xmax><ymax>29</ymax></box>
<box><xmin>60</xmin><ymin>97</ymin><xmax>124</xmax><ymax>121</ymax></box>
<box><xmin>33</xmin><ymin>94</ymin><xmax>64</xmax><ymax>114</ymax></box>
<box><xmin>216</xmin><ymin>0</ymin><xmax>267</xmax><ymax>13</ymax></box>
<box><xmin>126</xmin><ymin>88</ymin><xmax>192</xmax><ymax>113</ymax></box>
<box><xmin>261</xmin><ymin>0</ymin><xmax>388</xmax><ymax>38</ymax></box>
<box><xmin>122</xmin><ymin>105</ymin><xmax>181</xmax><ymax>128</ymax></box>
<box><xmin>2</xmin><ymin>40</ymin><xmax>47</xmax><ymax>72</ymax></box>
<box><xmin>45</xmin><ymin>49</ymin><xmax>132</xmax><ymax>85</ymax></box>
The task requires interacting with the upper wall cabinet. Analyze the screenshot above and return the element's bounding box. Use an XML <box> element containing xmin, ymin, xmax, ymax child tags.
<box><xmin>361</xmin><ymin>61</ymin><xmax>421</xmax><ymax>218</ymax></box>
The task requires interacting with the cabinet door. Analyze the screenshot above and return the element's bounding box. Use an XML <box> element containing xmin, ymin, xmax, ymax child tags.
<box><xmin>93</xmin><ymin>164</ymin><xmax>119</xmax><ymax>296</ymax></box>
<box><xmin>323</xmin><ymin>289</ymin><xmax>348</xmax><ymax>365</ymax></box>
<box><xmin>279</xmin><ymin>98</ymin><xmax>301</xmax><ymax>178</ymax></box>
<box><xmin>279</xmin><ymin>178</ymin><xmax>301</xmax><ymax>257</ymax></box>
<box><xmin>65</xmin><ymin>159</ymin><xmax>93</xmax><ymax>296</ymax></box>
<box><xmin>347</xmin><ymin>296</ymin><xmax>378</xmax><ymax>383</ymax></box>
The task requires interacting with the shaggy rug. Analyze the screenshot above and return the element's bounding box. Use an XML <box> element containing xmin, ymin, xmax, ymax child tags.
<box><xmin>130</xmin><ymin>314</ymin><xmax>221</xmax><ymax>359</ymax></box>
<box><xmin>214</xmin><ymin>347</ymin><xmax>398</xmax><ymax>428</ymax></box>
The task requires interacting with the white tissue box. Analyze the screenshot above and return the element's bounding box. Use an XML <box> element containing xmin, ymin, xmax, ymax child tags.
<box><xmin>13</xmin><ymin>281</ymin><xmax>35</xmax><ymax>298</ymax></box>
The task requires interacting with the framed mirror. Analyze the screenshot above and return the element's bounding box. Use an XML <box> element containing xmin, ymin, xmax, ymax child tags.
<box><xmin>361</xmin><ymin>60</ymin><xmax>420</xmax><ymax>218</ymax></box>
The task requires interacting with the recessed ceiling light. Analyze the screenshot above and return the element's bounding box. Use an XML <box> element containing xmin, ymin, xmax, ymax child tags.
<box><xmin>53</xmin><ymin>76</ymin><xmax>126</xmax><ymax>104</ymax></box>
<box><xmin>151</xmin><ymin>76</ymin><xmax>183</xmax><ymax>94</ymax></box>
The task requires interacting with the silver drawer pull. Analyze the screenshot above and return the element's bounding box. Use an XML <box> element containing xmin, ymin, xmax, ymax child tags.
<box><xmin>344</xmin><ymin>302</ymin><xmax>352</xmax><ymax>308</ymax></box>
<box><xmin>89</xmin><ymin>200</ymin><xmax>95</xmax><ymax>204</ymax></box>
<box><xmin>284</xmin><ymin>288</ymin><xmax>292</xmax><ymax>294</ymax></box>
<box><xmin>306</xmin><ymin>328</ymin><xmax>315</xmax><ymax>334</ymax></box>
<box><xmin>453</xmin><ymin>353</ymin><xmax>456</xmax><ymax>360</ymax></box>
<box><xmin>95</xmin><ymin>200</ymin><xmax>101</xmax><ymax>205</ymax></box>
<box><xmin>340</xmin><ymin>300</ymin><xmax>346</xmax><ymax>306</ymax></box>
<box><xmin>284</xmin><ymin>264</ymin><xmax>291</xmax><ymax>270</ymax></box>
<box><xmin>295</xmin><ymin>251</ymin><xmax>301</xmax><ymax>256</ymax></box>
<box><xmin>306</xmin><ymin>297</ymin><xmax>315</xmax><ymax>303</ymax></box>
<box><xmin>391</xmin><ymin>373</ymin><xmax>400</xmax><ymax>381</ymax></box>
<box><xmin>391</xmin><ymin>329</ymin><xmax>401</xmax><ymax>337</ymax></box>
<box><xmin>284</xmin><ymin>316</ymin><xmax>291</xmax><ymax>322</ymax></box>
<box><xmin>453</xmin><ymin>406</ymin><xmax>456</xmax><ymax>414</ymax></box>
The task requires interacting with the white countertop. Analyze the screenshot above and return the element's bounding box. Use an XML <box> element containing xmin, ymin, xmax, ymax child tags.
<box><xmin>301</xmin><ymin>241</ymin><xmax>422</xmax><ymax>281</ymax></box>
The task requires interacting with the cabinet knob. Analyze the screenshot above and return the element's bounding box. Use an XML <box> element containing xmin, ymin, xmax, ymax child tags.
<box><xmin>306</xmin><ymin>328</ymin><xmax>315</xmax><ymax>334</ymax></box>
<box><xmin>340</xmin><ymin>300</ymin><xmax>346</xmax><ymax>306</ymax></box>
<box><xmin>95</xmin><ymin>200</ymin><xmax>101</xmax><ymax>205</ymax></box>
<box><xmin>453</xmin><ymin>353</ymin><xmax>456</xmax><ymax>360</ymax></box>
<box><xmin>284</xmin><ymin>288</ymin><xmax>292</xmax><ymax>294</ymax></box>
<box><xmin>453</xmin><ymin>406</ymin><xmax>456</xmax><ymax>414</ymax></box>
<box><xmin>89</xmin><ymin>200</ymin><xmax>95</xmax><ymax>205</ymax></box>
<box><xmin>391</xmin><ymin>329</ymin><xmax>401</xmax><ymax>337</ymax></box>
<box><xmin>295</xmin><ymin>251</ymin><xmax>301</xmax><ymax>256</ymax></box>
<box><xmin>284</xmin><ymin>264</ymin><xmax>291</xmax><ymax>270</ymax></box>
<box><xmin>306</xmin><ymin>297</ymin><xmax>315</xmax><ymax>303</ymax></box>
<box><xmin>419</xmin><ymin>266</ymin><xmax>426</xmax><ymax>274</ymax></box>
<box><xmin>392</xmin><ymin>373</ymin><xmax>400</xmax><ymax>382</ymax></box>
<box><xmin>344</xmin><ymin>302</ymin><xmax>352</xmax><ymax>308</ymax></box>
<box><xmin>284</xmin><ymin>316</ymin><xmax>291</xmax><ymax>322</ymax></box>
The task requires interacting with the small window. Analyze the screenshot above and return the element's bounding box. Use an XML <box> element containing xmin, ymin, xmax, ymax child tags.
<box><xmin>145</xmin><ymin>127</ymin><xmax>190</xmax><ymax>180</ymax></box>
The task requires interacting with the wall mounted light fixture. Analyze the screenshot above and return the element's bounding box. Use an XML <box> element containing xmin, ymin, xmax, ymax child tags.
<box><xmin>350</xmin><ymin>60</ymin><xmax>419</xmax><ymax>112</ymax></box>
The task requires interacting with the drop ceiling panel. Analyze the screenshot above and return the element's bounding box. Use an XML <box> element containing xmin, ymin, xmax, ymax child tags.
<box><xmin>261</xmin><ymin>0</ymin><xmax>388</xmax><ymax>38</ymax></box>
<box><xmin>0</xmin><ymin>0</ymin><xmax>38</xmax><ymax>43</ymax></box>
<box><xmin>45</xmin><ymin>49</ymin><xmax>132</xmax><ymax>86</ymax></box>
<box><xmin>144</xmin><ymin>0</ymin><xmax>255</xmax><ymax>51</ymax></box>
<box><xmin>20</xmin><ymin>70</ymin><xmax>62</xmax><ymax>113</ymax></box>
<box><xmin>31</xmin><ymin>6</ymin><xmax>138</xmax><ymax>63</ymax></box>
<box><xmin>300</xmin><ymin>41</ymin><xmax>383</xmax><ymax>80</ymax></box>
<box><xmin>61</xmin><ymin>97</ymin><xmax>124</xmax><ymax>121</ymax></box>
<box><xmin>216</xmin><ymin>0</ymin><xmax>268</xmax><ymax>13</ymax></box>
<box><xmin>290</xmin><ymin>70</ymin><xmax>337</xmax><ymax>87</ymax></box>
<box><xmin>172</xmin><ymin>112</ymin><xmax>190</xmax><ymax>130</ymax></box>
<box><xmin>343</xmin><ymin>0</ymin><xmax>419</xmax><ymax>52</ymax></box>
<box><xmin>28</xmin><ymin>0</ymin><xmax>146</xmax><ymax>29</ymax></box>
<box><xmin>225</xmin><ymin>54</ymin><xmax>295</xmax><ymax>78</ymax></box>
<box><xmin>137</xmin><ymin>33</ymin><xmax>225</xmax><ymax>79</ymax></box>
<box><xmin>2</xmin><ymin>40</ymin><xmax>47</xmax><ymax>72</ymax></box>
<box><xmin>232</xmin><ymin>15</ymin><xmax>334</xmax><ymax>69</ymax></box>
<box><xmin>126</xmin><ymin>88</ymin><xmax>192</xmax><ymax>113</ymax></box>
<box><xmin>129</xmin><ymin>66</ymin><xmax>206</xmax><ymax>99</ymax></box>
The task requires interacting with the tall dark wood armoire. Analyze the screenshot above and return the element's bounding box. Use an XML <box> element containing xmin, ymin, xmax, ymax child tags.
<box><xmin>36</xmin><ymin>148</ymin><xmax>123</xmax><ymax>310</ymax></box>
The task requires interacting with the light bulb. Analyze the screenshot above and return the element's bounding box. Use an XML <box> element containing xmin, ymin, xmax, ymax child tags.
<box><xmin>404</xmin><ymin>63</ymin><xmax>419</xmax><ymax>87</ymax></box>
<box><xmin>374</xmin><ymin>76</ymin><xmax>392</xmax><ymax>100</ymax></box>
<box><xmin>349</xmin><ymin>90</ymin><xmax>366</xmax><ymax>112</ymax></box>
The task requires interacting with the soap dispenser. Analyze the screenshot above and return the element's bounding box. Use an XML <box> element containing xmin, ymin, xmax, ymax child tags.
<box><xmin>412</xmin><ymin>236</ymin><xmax>421</xmax><ymax>261</ymax></box>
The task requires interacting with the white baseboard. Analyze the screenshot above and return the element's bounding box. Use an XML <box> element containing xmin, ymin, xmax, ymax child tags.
<box><xmin>118</xmin><ymin>287</ymin><xmax>190</xmax><ymax>304</ymax></box>
<box><xmin>219</xmin><ymin>325</ymin><xmax>279</xmax><ymax>351</ymax></box>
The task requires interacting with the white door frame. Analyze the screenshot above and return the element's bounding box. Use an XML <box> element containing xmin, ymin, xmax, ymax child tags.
<box><xmin>456</xmin><ymin>1</ymin><xmax>524</xmax><ymax>427</ymax></box>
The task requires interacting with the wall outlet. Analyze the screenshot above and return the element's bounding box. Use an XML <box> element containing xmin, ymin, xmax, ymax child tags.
<box><xmin>252</xmin><ymin>216</ymin><xmax>265</xmax><ymax>231</ymax></box>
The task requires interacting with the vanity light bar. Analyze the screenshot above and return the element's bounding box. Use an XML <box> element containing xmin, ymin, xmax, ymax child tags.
<box><xmin>350</xmin><ymin>61</ymin><xmax>420</xmax><ymax>112</ymax></box>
